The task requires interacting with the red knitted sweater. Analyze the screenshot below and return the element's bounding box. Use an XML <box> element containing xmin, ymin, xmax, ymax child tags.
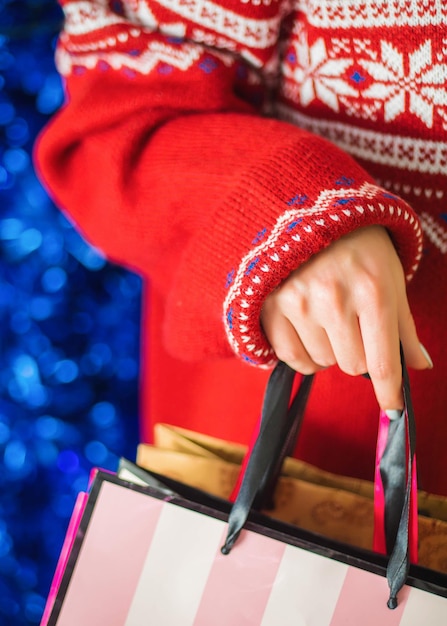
<box><xmin>36</xmin><ymin>0</ymin><xmax>447</xmax><ymax>494</ymax></box>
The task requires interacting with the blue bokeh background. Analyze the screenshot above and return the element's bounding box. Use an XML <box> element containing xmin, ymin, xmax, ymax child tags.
<box><xmin>0</xmin><ymin>2</ymin><xmax>141</xmax><ymax>623</ymax></box>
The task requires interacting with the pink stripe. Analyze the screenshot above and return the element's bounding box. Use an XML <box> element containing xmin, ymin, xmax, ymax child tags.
<box><xmin>41</xmin><ymin>492</ymin><xmax>89</xmax><ymax>626</ymax></box>
<box><xmin>193</xmin><ymin>529</ymin><xmax>286</xmax><ymax>625</ymax></box>
<box><xmin>373</xmin><ymin>410</ymin><xmax>389</xmax><ymax>554</ymax></box>
<box><xmin>56</xmin><ymin>481</ymin><xmax>164</xmax><ymax>626</ymax></box>
<box><xmin>330</xmin><ymin>566</ymin><xmax>410</xmax><ymax>626</ymax></box>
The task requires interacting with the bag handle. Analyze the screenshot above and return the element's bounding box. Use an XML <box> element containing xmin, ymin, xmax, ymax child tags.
<box><xmin>221</xmin><ymin>351</ymin><xmax>416</xmax><ymax>610</ymax></box>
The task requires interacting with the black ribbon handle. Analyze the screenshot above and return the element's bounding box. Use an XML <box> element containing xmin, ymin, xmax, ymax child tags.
<box><xmin>221</xmin><ymin>353</ymin><xmax>416</xmax><ymax>610</ymax></box>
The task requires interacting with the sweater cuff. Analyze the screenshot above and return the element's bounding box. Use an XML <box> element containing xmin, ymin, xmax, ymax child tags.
<box><xmin>224</xmin><ymin>183</ymin><xmax>422</xmax><ymax>367</ymax></box>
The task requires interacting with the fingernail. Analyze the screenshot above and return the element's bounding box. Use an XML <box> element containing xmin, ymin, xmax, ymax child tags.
<box><xmin>385</xmin><ymin>409</ymin><xmax>404</xmax><ymax>421</ymax></box>
<box><xmin>420</xmin><ymin>342</ymin><xmax>433</xmax><ymax>369</ymax></box>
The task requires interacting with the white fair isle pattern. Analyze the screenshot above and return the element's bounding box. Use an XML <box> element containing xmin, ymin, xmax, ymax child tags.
<box><xmin>377</xmin><ymin>178</ymin><xmax>445</xmax><ymax>201</ymax></box>
<box><xmin>295</xmin><ymin>0</ymin><xmax>447</xmax><ymax>29</ymax></box>
<box><xmin>63</xmin><ymin>1</ymin><xmax>128</xmax><ymax>35</ymax></box>
<box><xmin>223</xmin><ymin>182</ymin><xmax>423</xmax><ymax>361</ymax></box>
<box><xmin>360</xmin><ymin>40</ymin><xmax>447</xmax><ymax>128</ymax></box>
<box><xmin>277</xmin><ymin>104</ymin><xmax>447</xmax><ymax>176</ymax></box>
<box><xmin>56</xmin><ymin>38</ymin><xmax>202</xmax><ymax>75</ymax></box>
<box><xmin>284</xmin><ymin>35</ymin><xmax>358</xmax><ymax>112</ymax></box>
<box><xmin>153</xmin><ymin>0</ymin><xmax>282</xmax><ymax>49</ymax></box>
<box><xmin>419</xmin><ymin>212</ymin><xmax>447</xmax><ymax>254</ymax></box>
<box><xmin>282</xmin><ymin>33</ymin><xmax>447</xmax><ymax>129</ymax></box>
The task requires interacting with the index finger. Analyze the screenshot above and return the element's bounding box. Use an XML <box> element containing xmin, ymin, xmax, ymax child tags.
<box><xmin>359</xmin><ymin>302</ymin><xmax>403</xmax><ymax>412</ymax></box>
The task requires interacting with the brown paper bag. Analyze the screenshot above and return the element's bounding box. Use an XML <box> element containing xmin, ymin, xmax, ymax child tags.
<box><xmin>137</xmin><ymin>424</ymin><xmax>447</xmax><ymax>573</ymax></box>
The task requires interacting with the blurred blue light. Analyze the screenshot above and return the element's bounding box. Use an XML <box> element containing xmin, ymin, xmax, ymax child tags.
<box><xmin>25</xmin><ymin>178</ymin><xmax>52</xmax><ymax>210</ymax></box>
<box><xmin>90</xmin><ymin>401</ymin><xmax>116</xmax><ymax>427</ymax></box>
<box><xmin>0</xmin><ymin>280</ymin><xmax>14</xmax><ymax>307</ymax></box>
<box><xmin>0</xmin><ymin>5</ymin><xmax>141</xmax><ymax>618</ymax></box>
<box><xmin>29</xmin><ymin>296</ymin><xmax>53</xmax><ymax>320</ymax></box>
<box><xmin>19</xmin><ymin>228</ymin><xmax>42</xmax><ymax>253</ymax></box>
<box><xmin>13</xmin><ymin>354</ymin><xmax>40</xmax><ymax>382</ymax></box>
<box><xmin>6</xmin><ymin>117</ymin><xmax>29</xmax><ymax>146</ymax></box>
<box><xmin>27</xmin><ymin>384</ymin><xmax>49</xmax><ymax>408</ymax></box>
<box><xmin>42</xmin><ymin>266</ymin><xmax>67</xmax><ymax>292</ymax></box>
<box><xmin>57</xmin><ymin>449</ymin><xmax>80</xmax><ymax>474</ymax></box>
<box><xmin>3</xmin><ymin>147</ymin><xmax>29</xmax><ymax>173</ymax></box>
<box><xmin>39</xmin><ymin>231</ymin><xmax>65</xmax><ymax>263</ymax></box>
<box><xmin>35</xmin><ymin>440</ymin><xmax>59</xmax><ymax>466</ymax></box>
<box><xmin>10</xmin><ymin>311</ymin><xmax>32</xmax><ymax>335</ymax></box>
<box><xmin>81</xmin><ymin>247</ymin><xmax>106</xmax><ymax>271</ymax></box>
<box><xmin>0</xmin><ymin>422</ymin><xmax>10</xmax><ymax>444</ymax></box>
<box><xmin>0</xmin><ymin>164</ymin><xmax>14</xmax><ymax>188</ymax></box>
<box><xmin>36</xmin><ymin>73</ymin><xmax>63</xmax><ymax>114</ymax></box>
<box><xmin>116</xmin><ymin>357</ymin><xmax>138</xmax><ymax>381</ymax></box>
<box><xmin>85</xmin><ymin>440</ymin><xmax>108</xmax><ymax>465</ymax></box>
<box><xmin>0</xmin><ymin>217</ymin><xmax>22</xmax><ymax>239</ymax></box>
<box><xmin>52</xmin><ymin>494</ymin><xmax>77</xmax><ymax>518</ymax></box>
<box><xmin>0</xmin><ymin>101</ymin><xmax>15</xmax><ymax>124</ymax></box>
<box><xmin>16</xmin><ymin>564</ymin><xmax>38</xmax><ymax>591</ymax></box>
<box><xmin>22</xmin><ymin>68</ymin><xmax>45</xmax><ymax>94</ymax></box>
<box><xmin>24</xmin><ymin>593</ymin><xmax>46</xmax><ymax>624</ymax></box>
<box><xmin>35</xmin><ymin>415</ymin><xmax>61</xmax><ymax>440</ymax></box>
<box><xmin>27</xmin><ymin>331</ymin><xmax>51</xmax><ymax>357</ymax></box>
<box><xmin>4</xmin><ymin>440</ymin><xmax>27</xmax><ymax>472</ymax></box>
<box><xmin>89</xmin><ymin>342</ymin><xmax>112</xmax><ymax>365</ymax></box>
<box><xmin>0</xmin><ymin>530</ymin><xmax>13</xmax><ymax>559</ymax></box>
<box><xmin>53</xmin><ymin>359</ymin><xmax>79</xmax><ymax>383</ymax></box>
<box><xmin>0</xmin><ymin>597</ymin><xmax>19</xmax><ymax>619</ymax></box>
<box><xmin>0</xmin><ymin>49</ymin><xmax>13</xmax><ymax>70</ymax></box>
<box><xmin>72</xmin><ymin>473</ymin><xmax>89</xmax><ymax>494</ymax></box>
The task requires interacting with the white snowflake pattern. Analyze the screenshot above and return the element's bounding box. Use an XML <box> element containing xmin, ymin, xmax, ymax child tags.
<box><xmin>360</xmin><ymin>40</ymin><xmax>447</xmax><ymax>128</ymax></box>
<box><xmin>289</xmin><ymin>36</ymin><xmax>358</xmax><ymax>112</ymax></box>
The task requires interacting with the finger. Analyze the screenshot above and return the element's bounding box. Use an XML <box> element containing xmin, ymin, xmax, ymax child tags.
<box><xmin>286</xmin><ymin>310</ymin><xmax>337</xmax><ymax>368</ymax></box>
<box><xmin>317</xmin><ymin>306</ymin><xmax>366</xmax><ymax>375</ymax></box>
<box><xmin>261</xmin><ymin>313</ymin><xmax>323</xmax><ymax>374</ymax></box>
<box><xmin>359</xmin><ymin>300</ymin><xmax>403</xmax><ymax>411</ymax></box>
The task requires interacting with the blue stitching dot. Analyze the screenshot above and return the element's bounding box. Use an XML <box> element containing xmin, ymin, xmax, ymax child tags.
<box><xmin>287</xmin><ymin>219</ymin><xmax>302</xmax><ymax>230</ymax></box>
<box><xmin>252</xmin><ymin>228</ymin><xmax>267</xmax><ymax>244</ymax></box>
<box><xmin>350</xmin><ymin>71</ymin><xmax>365</xmax><ymax>84</ymax></box>
<box><xmin>227</xmin><ymin>307</ymin><xmax>233</xmax><ymax>330</ymax></box>
<box><xmin>334</xmin><ymin>197</ymin><xmax>355</xmax><ymax>206</ymax></box>
<box><xmin>287</xmin><ymin>194</ymin><xmax>307</xmax><ymax>206</ymax></box>
<box><xmin>225</xmin><ymin>269</ymin><xmax>235</xmax><ymax>288</ymax></box>
<box><xmin>242</xmin><ymin>354</ymin><xmax>256</xmax><ymax>364</ymax></box>
<box><xmin>245</xmin><ymin>257</ymin><xmax>260</xmax><ymax>275</ymax></box>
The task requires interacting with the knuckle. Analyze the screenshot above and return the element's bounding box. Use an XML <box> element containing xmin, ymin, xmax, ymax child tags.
<box><xmin>273</xmin><ymin>347</ymin><xmax>319</xmax><ymax>375</ymax></box>
<box><xmin>339</xmin><ymin>362</ymin><xmax>367</xmax><ymax>377</ymax></box>
<box><xmin>274</xmin><ymin>345</ymin><xmax>302</xmax><ymax>365</ymax></box>
<box><xmin>279</xmin><ymin>284</ymin><xmax>308</xmax><ymax>316</ymax></box>
<box><xmin>355</xmin><ymin>272</ymin><xmax>385</xmax><ymax>305</ymax></box>
<box><xmin>314</xmin><ymin>355</ymin><xmax>337</xmax><ymax>368</ymax></box>
<box><xmin>368</xmin><ymin>360</ymin><xmax>395</xmax><ymax>382</ymax></box>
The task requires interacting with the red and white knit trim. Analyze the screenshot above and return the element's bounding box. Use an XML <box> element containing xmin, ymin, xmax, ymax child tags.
<box><xmin>223</xmin><ymin>182</ymin><xmax>423</xmax><ymax>366</ymax></box>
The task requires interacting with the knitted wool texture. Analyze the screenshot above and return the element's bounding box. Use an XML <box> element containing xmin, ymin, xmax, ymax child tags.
<box><xmin>35</xmin><ymin>1</ymin><xmax>447</xmax><ymax>493</ymax></box>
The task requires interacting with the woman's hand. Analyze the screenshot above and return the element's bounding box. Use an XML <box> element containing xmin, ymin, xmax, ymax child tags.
<box><xmin>261</xmin><ymin>225</ymin><xmax>432</xmax><ymax>413</ymax></box>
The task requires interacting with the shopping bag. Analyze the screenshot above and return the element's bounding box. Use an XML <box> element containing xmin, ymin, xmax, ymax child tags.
<box><xmin>136</xmin><ymin>424</ymin><xmax>447</xmax><ymax>573</ymax></box>
<box><xmin>42</xmin><ymin>466</ymin><xmax>447</xmax><ymax>626</ymax></box>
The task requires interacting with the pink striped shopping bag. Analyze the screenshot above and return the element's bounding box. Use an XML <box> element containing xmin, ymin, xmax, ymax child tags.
<box><xmin>42</xmin><ymin>470</ymin><xmax>447</xmax><ymax>626</ymax></box>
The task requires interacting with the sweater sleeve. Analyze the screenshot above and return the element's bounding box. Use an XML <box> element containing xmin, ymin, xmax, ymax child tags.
<box><xmin>34</xmin><ymin>0</ymin><xmax>423</xmax><ymax>367</ymax></box>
